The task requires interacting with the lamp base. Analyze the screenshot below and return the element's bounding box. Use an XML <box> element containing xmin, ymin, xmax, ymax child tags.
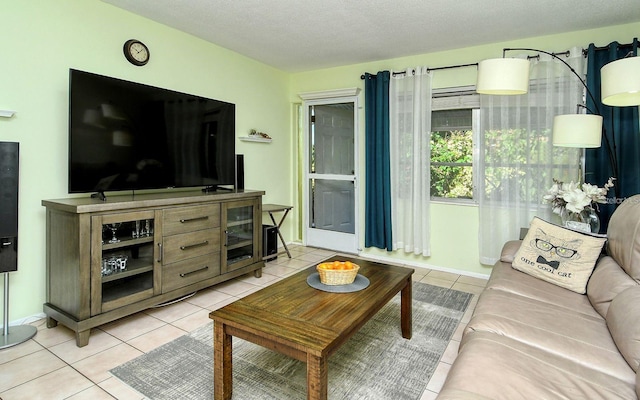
<box><xmin>0</xmin><ymin>325</ymin><xmax>37</xmax><ymax>350</ymax></box>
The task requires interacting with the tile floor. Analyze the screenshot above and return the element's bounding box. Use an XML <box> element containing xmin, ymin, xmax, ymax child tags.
<box><xmin>0</xmin><ymin>245</ymin><xmax>487</xmax><ymax>400</ymax></box>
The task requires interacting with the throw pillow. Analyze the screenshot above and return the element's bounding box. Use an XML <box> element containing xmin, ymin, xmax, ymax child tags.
<box><xmin>512</xmin><ymin>217</ymin><xmax>607</xmax><ymax>294</ymax></box>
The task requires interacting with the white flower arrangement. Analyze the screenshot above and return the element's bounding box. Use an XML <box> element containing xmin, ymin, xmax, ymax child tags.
<box><xmin>543</xmin><ymin>177</ymin><xmax>615</xmax><ymax>215</ymax></box>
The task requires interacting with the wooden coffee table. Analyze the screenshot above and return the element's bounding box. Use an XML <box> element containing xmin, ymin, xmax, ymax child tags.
<box><xmin>209</xmin><ymin>256</ymin><xmax>414</xmax><ymax>400</ymax></box>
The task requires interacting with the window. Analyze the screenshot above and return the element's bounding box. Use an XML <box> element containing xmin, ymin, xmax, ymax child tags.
<box><xmin>430</xmin><ymin>88</ymin><xmax>479</xmax><ymax>202</ymax></box>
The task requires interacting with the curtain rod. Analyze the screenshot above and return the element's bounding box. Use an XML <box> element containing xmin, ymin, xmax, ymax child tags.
<box><xmin>360</xmin><ymin>62</ymin><xmax>477</xmax><ymax>79</ymax></box>
<box><xmin>526</xmin><ymin>50</ymin><xmax>570</xmax><ymax>60</ymax></box>
<box><xmin>360</xmin><ymin>39</ymin><xmax>637</xmax><ymax>80</ymax></box>
<box><xmin>581</xmin><ymin>39</ymin><xmax>637</xmax><ymax>57</ymax></box>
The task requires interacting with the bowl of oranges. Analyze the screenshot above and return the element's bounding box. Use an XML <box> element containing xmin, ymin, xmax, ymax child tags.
<box><xmin>316</xmin><ymin>260</ymin><xmax>360</xmax><ymax>285</ymax></box>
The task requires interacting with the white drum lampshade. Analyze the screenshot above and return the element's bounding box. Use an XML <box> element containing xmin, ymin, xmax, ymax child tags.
<box><xmin>552</xmin><ymin>114</ymin><xmax>603</xmax><ymax>148</ymax></box>
<box><xmin>601</xmin><ymin>56</ymin><xmax>640</xmax><ymax>106</ymax></box>
<box><xmin>476</xmin><ymin>58</ymin><xmax>530</xmax><ymax>95</ymax></box>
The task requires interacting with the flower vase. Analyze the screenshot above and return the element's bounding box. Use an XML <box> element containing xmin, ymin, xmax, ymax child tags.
<box><xmin>560</xmin><ymin>208</ymin><xmax>600</xmax><ymax>233</ymax></box>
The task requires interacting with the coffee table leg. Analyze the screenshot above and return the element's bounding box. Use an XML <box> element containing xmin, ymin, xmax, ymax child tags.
<box><xmin>214</xmin><ymin>321</ymin><xmax>233</xmax><ymax>400</ymax></box>
<box><xmin>401</xmin><ymin>278</ymin><xmax>412</xmax><ymax>339</ymax></box>
<box><xmin>306</xmin><ymin>353</ymin><xmax>328</xmax><ymax>400</ymax></box>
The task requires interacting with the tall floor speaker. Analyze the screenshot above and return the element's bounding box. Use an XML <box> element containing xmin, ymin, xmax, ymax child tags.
<box><xmin>0</xmin><ymin>141</ymin><xmax>18</xmax><ymax>274</ymax></box>
<box><xmin>235</xmin><ymin>154</ymin><xmax>244</xmax><ymax>190</ymax></box>
<box><xmin>0</xmin><ymin>141</ymin><xmax>36</xmax><ymax>350</ymax></box>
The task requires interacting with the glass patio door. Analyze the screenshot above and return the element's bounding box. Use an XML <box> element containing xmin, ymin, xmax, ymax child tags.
<box><xmin>303</xmin><ymin>98</ymin><xmax>358</xmax><ymax>253</ymax></box>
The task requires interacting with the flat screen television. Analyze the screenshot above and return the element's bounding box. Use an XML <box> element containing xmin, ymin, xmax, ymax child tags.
<box><xmin>68</xmin><ymin>69</ymin><xmax>236</xmax><ymax>196</ymax></box>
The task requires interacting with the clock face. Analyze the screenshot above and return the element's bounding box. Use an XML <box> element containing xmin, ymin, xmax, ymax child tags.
<box><xmin>130</xmin><ymin>43</ymin><xmax>148</xmax><ymax>62</ymax></box>
<box><xmin>124</xmin><ymin>40</ymin><xmax>149</xmax><ymax>66</ymax></box>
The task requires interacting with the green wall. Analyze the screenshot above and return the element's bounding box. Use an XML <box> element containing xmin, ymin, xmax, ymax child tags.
<box><xmin>2</xmin><ymin>1</ymin><xmax>292</xmax><ymax>322</ymax></box>
<box><xmin>2</xmin><ymin>0</ymin><xmax>638</xmax><ymax>322</ymax></box>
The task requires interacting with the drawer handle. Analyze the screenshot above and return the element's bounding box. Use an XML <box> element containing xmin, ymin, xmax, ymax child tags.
<box><xmin>180</xmin><ymin>240</ymin><xmax>209</xmax><ymax>251</ymax></box>
<box><xmin>179</xmin><ymin>216</ymin><xmax>209</xmax><ymax>223</ymax></box>
<box><xmin>179</xmin><ymin>266</ymin><xmax>208</xmax><ymax>278</ymax></box>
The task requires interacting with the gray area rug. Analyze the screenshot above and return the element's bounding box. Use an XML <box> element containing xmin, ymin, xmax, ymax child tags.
<box><xmin>111</xmin><ymin>281</ymin><xmax>472</xmax><ymax>399</ymax></box>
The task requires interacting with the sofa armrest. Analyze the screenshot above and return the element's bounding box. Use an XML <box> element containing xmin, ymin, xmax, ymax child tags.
<box><xmin>500</xmin><ymin>240</ymin><xmax>523</xmax><ymax>263</ymax></box>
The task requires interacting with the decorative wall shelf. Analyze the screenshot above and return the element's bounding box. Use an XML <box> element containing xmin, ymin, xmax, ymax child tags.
<box><xmin>240</xmin><ymin>136</ymin><xmax>272</xmax><ymax>143</ymax></box>
<box><xmin>0</xmin><ymin>110</ymin><xmax>16</xmax><ymax>118</ymax></box>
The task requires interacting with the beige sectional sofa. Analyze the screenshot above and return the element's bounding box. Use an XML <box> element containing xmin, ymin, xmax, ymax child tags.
<box><xmin>438</xmin><ymin>195</ymin><xmax>640</xmax><ymax>399</ymax></box>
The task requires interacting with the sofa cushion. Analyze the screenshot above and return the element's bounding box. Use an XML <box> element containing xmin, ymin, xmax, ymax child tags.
<box><xmin>512</xmin><ymin>217</ymin><xmax>606</xmax><ymax>294</ymax></box>
<box><xmin>439</xmin><ymin>331</ymin><xmax>637</xmax><ymax>400</ymax></box>
<box><xmin>607</xmin><ymin>194</ymin><xmax>640</xmax><ymax>281</ymax></box>
<box><xmin>487</xmin><ymin>261</ymin><xmax>601</xmax><ymax>318</ymax></box>
<box><xmin>463</xmin><ymin>288</ymin><xmax>632</xmax><ymax>381</ymax></box>
<box><xmin>607</xmin><ymin>285</ymin><xmax>640</xmax><ymax>372</ymax></box>
<box><xmin>587</xmin><ymin>256</ymin><xmax>638</xmax><ymax>318</ymax></box>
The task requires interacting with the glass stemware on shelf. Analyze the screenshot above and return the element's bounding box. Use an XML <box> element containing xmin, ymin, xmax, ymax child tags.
<box><xmin>144</xmin><ymin>219</ymin><xmax>152</xmax><ymax>236</ymax></box>
<box><xmin>108</xmin><ymin>222</ymin><xmax>122</xmax><ymax>244</ymax></box>
<box><xmin>131</xmin><ymin>219</ymin><xmax>153</xmax><ymax>238</ymax></box>
<box><xmin>132</xmin><ymin>220</ymin><xmax>141</xmax><ymax>239</ymax></box>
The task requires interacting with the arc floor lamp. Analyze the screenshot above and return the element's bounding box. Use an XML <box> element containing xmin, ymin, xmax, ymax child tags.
<box><xmin>476</xmin><ymin>47</ymin><xmax>640</xmax><ymax>193</ymax></box>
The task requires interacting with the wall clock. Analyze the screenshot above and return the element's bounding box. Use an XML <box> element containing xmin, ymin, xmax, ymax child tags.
<box><xmin>123</xmin><ymin>39</ymin><xmax>150</xmax><ymax>66</ymax></box>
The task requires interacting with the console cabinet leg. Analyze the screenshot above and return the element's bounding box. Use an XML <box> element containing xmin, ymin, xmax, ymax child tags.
<box><xmin>254</xmin><ymin>268</ymin><xmax>262</xmax><ymax>278</ymax></box>
<box><xmin>76</xmin><ymin>330</ymin><xmax>90</xmax><ymax>347</ymax></box>
<box><xmin>46</xmin><ymin>317</ymin><xmax>58</xmax><ymax>329</ymax></box>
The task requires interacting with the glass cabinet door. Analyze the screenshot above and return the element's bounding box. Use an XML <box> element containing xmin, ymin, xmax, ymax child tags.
<box><xmin>91</xmin><ymin>210</ymin><xmax>158</xmax><ymax>315</ymax></box>
<box><xmin>223</xmin><ymin>199</ymin><xmax>259</xmax><ymax>272</ymax></box>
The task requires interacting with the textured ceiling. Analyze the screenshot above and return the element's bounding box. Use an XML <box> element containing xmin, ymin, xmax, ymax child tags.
<box><xmin>102</xmin><ymin>0</ymin><xmax>640</xmax><ymax>72</ymax></box>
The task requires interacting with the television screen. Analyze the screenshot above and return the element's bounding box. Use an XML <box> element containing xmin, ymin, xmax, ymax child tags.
<box><xmin>68</xmin><ymin>69</ymin><xmax>236</xmax><ymax>194</ymax></box>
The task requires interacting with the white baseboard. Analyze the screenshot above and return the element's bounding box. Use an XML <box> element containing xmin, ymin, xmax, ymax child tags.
<box><xmin>4</xmin><ymin>312</ymin><xmax>46</xmax><ymax>328</ymax></box>
<box><xmin>291</xmin><ymin>240</ymin><xmax>489</xmax><ymax>279</ymax></box>
<box><xmin>356</xmin><ymin>252</ymin><xmax>490</xmax><ymax>280</ymax></box>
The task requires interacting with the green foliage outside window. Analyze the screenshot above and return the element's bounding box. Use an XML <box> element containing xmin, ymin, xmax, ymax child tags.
<box><xmin>482</xmin><ymin>128</ymin><xmax>577</xmax><ymax>203</ymax></box>
<box><xmin>429</xmin><ymin>126</ymin><xmax>577</xmax><ymax>201</ymax></box>
<box><xmin>430</xmin><ymin>129</ymin><xmax>473</xmax><ymax>198</ymax></box>
<box><xmin>428</xmin><ymin>105</ymin><xmax>578</xmax><ymax>202</ymax></box>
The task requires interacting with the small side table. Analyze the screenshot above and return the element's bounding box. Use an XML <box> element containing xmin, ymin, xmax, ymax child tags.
<box><xmin>262</xmin><ymin>204</ymin><xmax>293</xmax><ymax>259</ymax></box>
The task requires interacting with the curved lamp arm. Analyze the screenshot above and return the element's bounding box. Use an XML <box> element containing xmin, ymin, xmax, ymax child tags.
<box><xmin>503</xmin><ymin>47</ymin><xmax>619</xmax><ymax>188</ymax></box>
<box><xmin>503</xmin><ymin>48</ymin><xmax>601</xmax><ymax>116</ymax></box>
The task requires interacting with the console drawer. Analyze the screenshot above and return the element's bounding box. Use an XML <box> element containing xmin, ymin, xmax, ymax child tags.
<box><xmin>162</xmin><ymin>254</ymin><xmax>221</xmax><ymax>293</ymax></box>
<box><xmin>163</xmin><ymin>204</ymin><xmax>220</xmax><ymax>236</ymax></box>
<box><xmin>163</xmin><ymin>229</ymin><xmax>219</xmax><ymax>265</ymax></box>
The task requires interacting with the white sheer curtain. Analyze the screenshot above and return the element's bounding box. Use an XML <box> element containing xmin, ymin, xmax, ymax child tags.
<box><xmin>478</xmin><ymin>48</ymin><xmax>584</xmax><ymax>264</ymax></box>
<box><xmin>389</xmin><ymin>67</ymin><xmax>432</xmax><ymax>256</ymax></box>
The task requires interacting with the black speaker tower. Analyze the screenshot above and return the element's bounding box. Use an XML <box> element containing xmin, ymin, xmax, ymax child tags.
<box><xmin>0</xmin><ymin>141</ymin><xmax>37</xmax><ymax>349</ymax></box>
<box><xmin>0</xmin><ymin>142</ymin><xmax>18</xmax><ymax>274</ymax></box>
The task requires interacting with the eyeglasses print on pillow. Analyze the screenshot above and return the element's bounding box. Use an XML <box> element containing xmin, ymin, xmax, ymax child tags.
<box><xmin>534</xmin><ymin>238</ymin><xmax>577</xmax><ymax>259</ymax></box>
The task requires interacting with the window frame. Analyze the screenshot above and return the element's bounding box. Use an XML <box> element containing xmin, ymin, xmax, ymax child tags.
<box><xmin>430</xmin><ymin>86</ymin><xmax>480</xmax><ymax>205</ymax></box>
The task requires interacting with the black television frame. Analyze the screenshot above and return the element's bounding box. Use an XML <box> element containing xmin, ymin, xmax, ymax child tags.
<box><xmin>68</xmin><ymin>69</ymin><xmax>237</xmax><ymax>199</ymax></box>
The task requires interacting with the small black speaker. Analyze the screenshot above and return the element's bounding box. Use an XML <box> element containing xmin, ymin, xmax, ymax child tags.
<box><xmin>236</xmin><ymin>154</ymin><xmax>244</xmax><ymax>190</ymax></box>
<box><xmin>0</xmin><ymin>141</ymin><xmax>18</xmax><ymax>273</ymax></box>
<box><xmin>263</xmin><ymin>225</ymin><xmax>277</xmax><ymax>261</ymax></box>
